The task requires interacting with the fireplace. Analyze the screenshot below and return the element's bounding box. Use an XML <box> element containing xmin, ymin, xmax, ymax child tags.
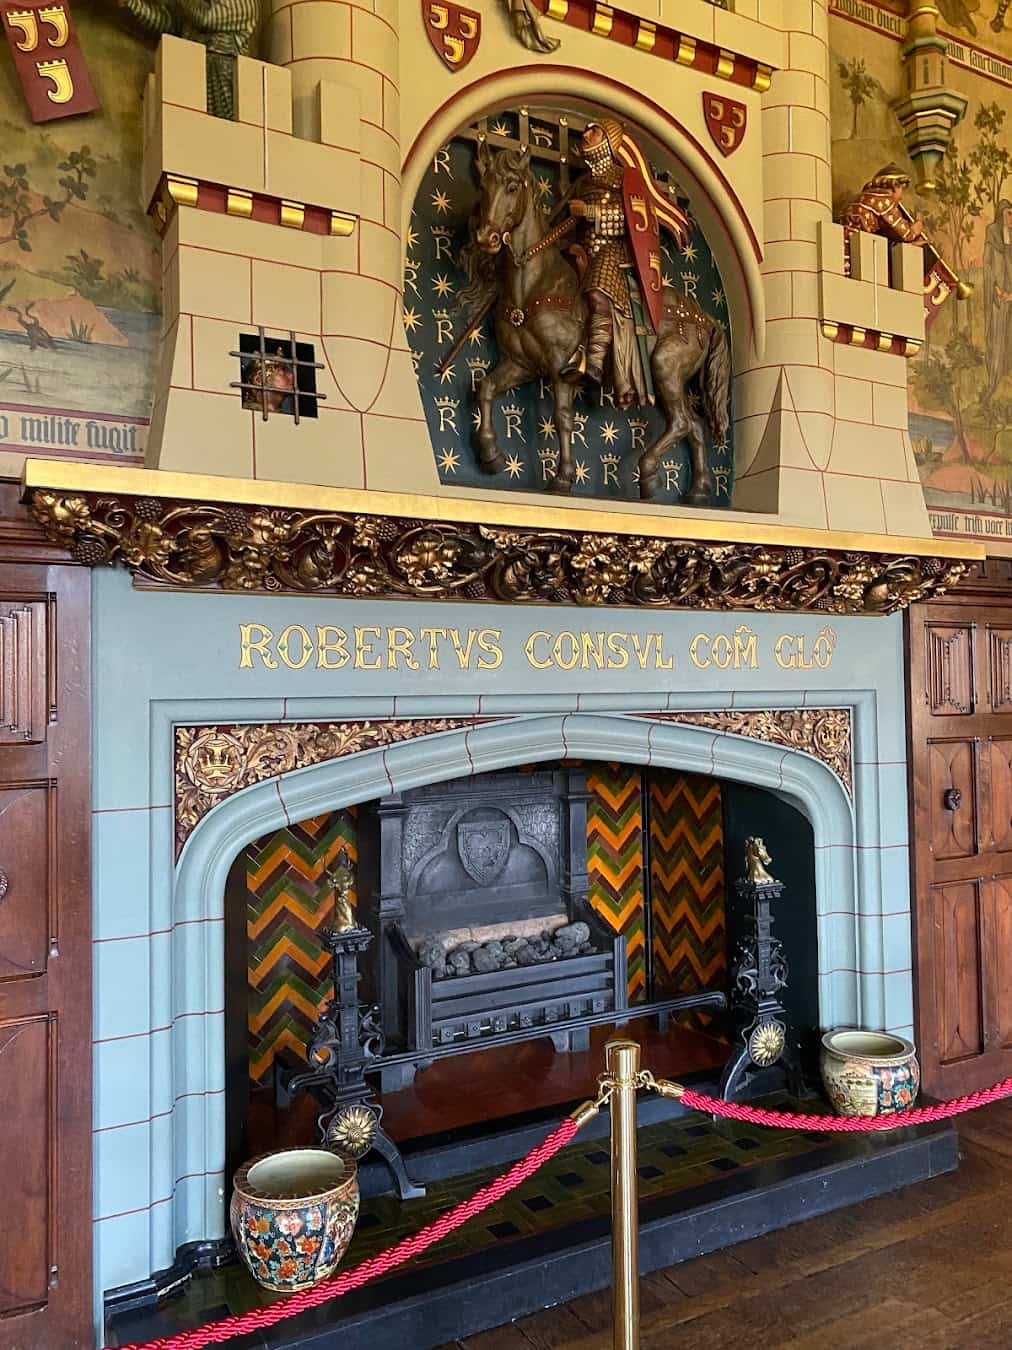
<box><xmin>88</xmin><ymin>576</ymin><xmax>915</xmax><ymax>1321</ymax></box>
<box><xmin>358</xmin><ymin>766</ymin><xmax>627</xmax><ymax>1086</ymax></box>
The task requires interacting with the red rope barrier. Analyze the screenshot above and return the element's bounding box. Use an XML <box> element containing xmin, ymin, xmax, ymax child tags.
<box><xmin>678</xmin><ymin>1076</ymin><xmax>1012</xmax><ymax>1130</ymax></box>
<box><xmin>108</xmin><ymin>1115</ymin><xmax>580</xmax><ymax>1350</ymax></box>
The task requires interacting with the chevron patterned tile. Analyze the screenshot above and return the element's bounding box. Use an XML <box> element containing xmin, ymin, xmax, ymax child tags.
<box><xmin>587</xmin><ymin>764</ymin><xmax>647</xmax><ymax>1003</ymax></box>
<box><xmin>649</xmin><ymin>772</ymin><xmax>726</xmax><ymax>997</ymax></box>
<box><xmin>245</xmin><ymin>809</ymin><xmax>358</xmax><ymax>1085</ymax></box>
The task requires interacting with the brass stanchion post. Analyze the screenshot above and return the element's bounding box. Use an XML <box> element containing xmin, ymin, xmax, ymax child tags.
<box><xmin>607</xmin><ymin>1038</ymin><xmax>640</xmax><ymax>1350</ymax></box>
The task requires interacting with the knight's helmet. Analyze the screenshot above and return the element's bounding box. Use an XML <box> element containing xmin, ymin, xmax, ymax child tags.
<box><xmin>583</xmin><ymin>118</ymin><xmax>625</xmax><ymax>173</ymax></box>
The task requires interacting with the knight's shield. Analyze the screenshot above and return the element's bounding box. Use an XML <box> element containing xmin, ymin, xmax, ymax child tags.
<box><xmin>423</xmin><ymin>0</ymin><xmax>481</xmax><ymax>71</ymax></box>
<box><xmin>622</xmin><ymin>166</ymin><xmax>664</xmax><ymax>333</ymax></box>
<box><xmin>457</xmin><ymin>819</ymin><xmax>510</xmax><ymax>886</ymax></box>
<box><xmin>702</xmin><ymin>91</ymin><xmax>747</xmax><ymax>157</ymax></box>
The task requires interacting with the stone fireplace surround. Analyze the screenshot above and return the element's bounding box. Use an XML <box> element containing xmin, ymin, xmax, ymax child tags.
<box><xmin>91</xmin><ymin>569</ymin><xmax>913</xmax><ymax>1332</ymax></box>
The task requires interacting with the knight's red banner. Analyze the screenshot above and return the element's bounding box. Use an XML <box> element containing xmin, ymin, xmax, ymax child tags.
<box><xmin>1</xmin><ymin>0</ymin><xmax>98</xmax><ymax>123</ymax></box>
<box><xmin>622</xmin><ymin>166</ymin><xmax>664</xmax><ymax>333</ymax></box>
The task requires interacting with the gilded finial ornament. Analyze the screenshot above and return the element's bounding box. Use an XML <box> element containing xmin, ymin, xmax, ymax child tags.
<box><xmin>744</xmin><ymin>836</ymin><xmax>777</xmax><ymax>885</ymax></box>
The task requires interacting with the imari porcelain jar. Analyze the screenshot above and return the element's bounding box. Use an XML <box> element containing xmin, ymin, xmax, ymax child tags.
<box><xmin>820</xmin><ymin>1029</ymin><xmax>920</xmax><ymax>1118</ymax></box>
<box><xmin>231</xmin><ymin>1147</ymin><xmax>360</xmax><ymax>1292</ymax></box>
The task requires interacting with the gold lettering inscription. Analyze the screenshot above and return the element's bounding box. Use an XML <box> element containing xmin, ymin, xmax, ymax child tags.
<box><xmin>277</xmin><ymin>624</ymin><xmax>313</xmax><ymax>669</ymax></box>
<box><xmin>239</xmin><ymin>622</ymin><xmax>278</xmax><ymax>670</ymax></box>
<box><xmin>238</xmin><ymin>623</ymin><xmax>835</xmax><ymax>674</ymax></box>
<box><xmin>316</xmin><ymin>625</ymin><xmax>349</xmax><ymax>669</ymax></box>
<box><xmin>691</xmin><ymin>625</ymin><xmax>759</xmax><ymax>671</ymax></box>
<box><xmin>354</xmin><ymin>626</ymin><xmax>382</xmax><ymax>670</ymax></box>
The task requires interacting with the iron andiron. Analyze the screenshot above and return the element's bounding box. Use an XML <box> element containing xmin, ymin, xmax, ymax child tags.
<box><xmin>720</xmin><ymin>838</ymin><xmax>804</xmax><ymax>1102</ymax></box>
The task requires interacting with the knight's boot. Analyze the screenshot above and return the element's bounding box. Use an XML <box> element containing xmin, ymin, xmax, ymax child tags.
<box><xmin>560</xmin><ymin>345</ymin><xmax>586</xmax><ymax>384</ymax></box>
<box><xmin>583</xmin><ymin>312</ymin><xmax>613</xmax><ymax>385</ymax></box>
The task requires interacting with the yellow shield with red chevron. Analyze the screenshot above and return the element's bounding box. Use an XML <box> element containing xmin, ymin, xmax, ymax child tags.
<box><xmin>622</xmin><ymin>166</ymin><xmax>664</xmax><ymax>333</ymax></box>
<box><xmin>423</xmin><ymin>0</ymin><xmax>481</xmax><ymax>71</ymax></box>
<box><xmin>702</xmin><ymin>91</ymin><xmax>747</xmax><ymax>157</ymax></box>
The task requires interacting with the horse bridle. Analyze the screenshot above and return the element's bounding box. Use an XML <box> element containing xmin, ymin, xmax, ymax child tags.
<box><xmin>489</xmin><ymin>166</ymin><xmax>580</xmax><ymax>327</ymax></box>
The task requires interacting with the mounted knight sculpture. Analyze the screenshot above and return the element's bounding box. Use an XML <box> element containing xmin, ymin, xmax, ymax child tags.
<box><xmin>458</xmin><ymin>118</ymin><xmax>731</xmax><ymax>502</ymax></box>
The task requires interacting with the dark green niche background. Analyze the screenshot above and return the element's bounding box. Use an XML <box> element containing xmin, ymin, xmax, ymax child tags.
<box><xmin>722</xmin><ymin>782</ymin><xmax>821</xmax><ymax>1075</ymax></box>
<box><xmin>406</xmin><ymin>107</ymin><xmax>734</xmax><ymax>507</ymax></box>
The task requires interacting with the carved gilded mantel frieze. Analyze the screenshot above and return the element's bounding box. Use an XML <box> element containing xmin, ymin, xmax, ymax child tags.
<box><xmin>29</xmin><ymin>486</ymin><xmax>970</xmax><ymax>616</ymax></box>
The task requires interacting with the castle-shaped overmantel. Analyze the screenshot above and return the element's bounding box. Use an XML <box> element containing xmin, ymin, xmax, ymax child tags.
<box><xmin>140</xmin><ymin>35</ymin><xmax>434</xmax><ymax>492</ymax></box>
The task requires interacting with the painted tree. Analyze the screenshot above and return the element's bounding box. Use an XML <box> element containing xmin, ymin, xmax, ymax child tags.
<box><xmin>0</xmin><ymin>148</ymin><xmax>96</xmax><ymax>252</ymax></box>
<box><xmin>969</xmin><ymin>102</ymin><xmax>1012</xmax><ymax>217</ymax></box>
<box><xmin>913</xmin><ymin>330</ymin><xmax>984</xmax><ymax>465</ymax></box>
<box><xmin>838</xmin><ymin>58</ymin><xmax>877</xmax><ymax>138</ymax></box>
<box><xmin>921</xmin><ymin>146</ymin><xmax>980</xmax><ymax>298</ymax></box>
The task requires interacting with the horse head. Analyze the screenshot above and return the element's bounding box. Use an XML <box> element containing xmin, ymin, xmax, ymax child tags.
<box><xmin>474</xmin><ymin>141</ymin><xmax>531</xmax><ymax>255</ymax></box>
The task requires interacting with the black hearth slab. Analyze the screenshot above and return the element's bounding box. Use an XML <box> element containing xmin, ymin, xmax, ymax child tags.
<box><xmin>105</xmin><ymin>1120</ymin><xmax>958</xmax><ymax>1350</ymax></box>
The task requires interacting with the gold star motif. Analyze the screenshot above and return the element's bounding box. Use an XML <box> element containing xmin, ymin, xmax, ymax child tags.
<box><xmin>438</xmin><ymin>363</ymin><xmax>456</xmax><ymax>384</ymax></box>
<box><xmin>682</xmin><ymin>242</ymin><xmax>697</xmax><ymax>262</ymax></box>
<box><xmin>433</xmin><ymin>273</ymin><xmax>455</xmax><ymax>299</ymax></box>
<box><xmin>468</xmin><ymin>328</ymin><xmax>484</xmax><ymax>346</ymax></box>
<box><xmin>662</xmin><ymin>273</ymin><xmax>675</xmax><ymax>289</ymax></box>
<box><xmin>505</xmin><ymin>454</ymin><xmax>524</xmax><ymax>478</ymax></box>
<box><xmin>712</xmin><ymin>288</ymin><xmax>725</xmax><ymax>308</ymax></box>
<box><xmin>405</xmin><ymin>223</ymin><xmax>419</xmax><ymax>250</ymax></box>
<box><xmin>472</xmin><ymin>409</ymin><xmax>482</xmax><ymax>429</ymax></box>
<box><xmin>535</xmin><ymin>176</ymin><xmax>552</xmax><ymax>199</ymax></box>
<box><xmin>491</xmin><ymin>120</ymin><xmax>510</xmax><ymax>137</ymax></box>
<box><xmin>403</xmin><ymin>307</ymin><xmax>421</xmax><ymax>333</ymax></box>
<box><xmin>600</xmin><ymin>421</ymin><xmax>619</xmax><ymax>445</ymax></box>
<box><xmin>431</xmin><ymin>189</ymin><xmax>452</xmax><ymax>214</ymax></box>
<box><xmin>538</xmin><ymin>416</ymin><xmax>556</xmax><ymax>439</ymax></box>
<box><xmin>438</xmin><ymin>448</ymin><xmax>460</xmax><ymax>474</ymax></box>
<box><xmin>574</xmin><ymin>460</ymin><xmax>589</xmax><ymax>484</ymax></box>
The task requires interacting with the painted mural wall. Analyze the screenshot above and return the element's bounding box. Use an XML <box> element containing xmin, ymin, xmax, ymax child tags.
<box><xmin>0</xmin><ymin>6</ymin><xmax>157</xmax><ymax>475</ymax></box>
<box><xmin>830</xmin><ymin>0</ymin><xmax>1012</xmax><ymax>550</ymax></box>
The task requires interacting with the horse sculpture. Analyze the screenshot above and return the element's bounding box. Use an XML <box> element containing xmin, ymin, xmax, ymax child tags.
<box><xmin>462</xmin><ymin>142</ymin><xmax>731</xmax><ymax>501</ymax></box>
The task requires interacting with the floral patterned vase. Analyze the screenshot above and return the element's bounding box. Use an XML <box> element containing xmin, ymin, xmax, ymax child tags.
<box><xmin>820</xmin><ymin>1029</ymin><xmax>920</xmax><ymax>1118</ymax></box>
<box><xmin>231</xmin><ymin>1147</ymin><xmax>359</xmax><ymax>1292</ymax></box>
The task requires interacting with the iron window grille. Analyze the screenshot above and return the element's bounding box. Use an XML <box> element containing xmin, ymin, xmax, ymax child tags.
<box><xmin>230</xmin><ymin>328</ymin><xmax>325</xmax><ymax>423</ymax></box>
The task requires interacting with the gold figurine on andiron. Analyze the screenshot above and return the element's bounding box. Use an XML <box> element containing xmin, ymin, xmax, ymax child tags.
<box><xmin>744</xmin><ymin>836</ymin><xmax>777</xmax><ymax>885</ymax></box>
<box><xmin>325</xmin><ymin>849</ymin><xmax>357</xmax><ymax>933</ymax></box>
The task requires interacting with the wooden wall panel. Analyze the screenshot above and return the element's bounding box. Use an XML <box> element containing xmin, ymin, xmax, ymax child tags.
<box><xmin>909</xmin><ymin>592</ymin><xmax>1012</xmax><ymax>1097</ymax></box>
<box><xmin>0</xmin><ymin>783</ymin><xmax>51</xmax><ymax>979</ymax></box>
<box><xmin>932</xmin><ymin>881</ymin><xmax>984</xmax><ymax>1065</ymax></box>
<box><xmin>0</xmin><ymin>485</ymin><xmax>92</xmax><ymax>1349</ymax></box>
<box><xmin>0</xmin><ymin>1015</ymin><xmax>52</xmax><ymax>1317</ymax></box>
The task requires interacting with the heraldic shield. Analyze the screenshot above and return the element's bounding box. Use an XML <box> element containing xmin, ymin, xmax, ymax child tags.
<box><xmin>457</xmin><ymin>818</ymin><xmax>511</xmax><ymax>887</ymax></box>
<box><xmin>622</xmin><ymin>166</ymin><xmax>665</xmax><ymax>333</ymax></box>
<box><xmin>423</xmin><ymin>0</ymin><xmax>481</xmax><ymax>71</ymax></box>
<box><xmin>703</xmin><ymin>91</ymin><xmax>747</xmax><ymax>157</ymax></box>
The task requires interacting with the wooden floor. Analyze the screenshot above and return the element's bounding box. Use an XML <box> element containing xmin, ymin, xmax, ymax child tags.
<box><xmin>441</xmin><ymin>1098</ymin><xmax>1012</xmax><ymax>1350</ymax></box>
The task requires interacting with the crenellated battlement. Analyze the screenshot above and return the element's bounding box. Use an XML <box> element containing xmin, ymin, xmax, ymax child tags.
<box><xmin>817</xmin><ymin>221</ymin><xmax>925</xmax><ymax>356</ymax></box>
<box><xmin>141</xmin><ymin>36</ymin><xmax>361</xmax><ymax>221</ymax></box>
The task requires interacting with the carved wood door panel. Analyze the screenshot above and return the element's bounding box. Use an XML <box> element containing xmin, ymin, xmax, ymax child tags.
<box><xmin>0</xmin><ymin>560</ymin><xmax>91</xmax><ymax>1348</ymax></box>
<box><xmin>909</xmin><ymin>601</ymin><xmax>1012</xmax><ymax>1098</ymax></box>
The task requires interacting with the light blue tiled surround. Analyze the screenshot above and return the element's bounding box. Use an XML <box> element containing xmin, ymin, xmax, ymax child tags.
<box><xmin>91</xmin><ymin>568</ymin><xmax>913</xmax><ymax>1327</ymax></box>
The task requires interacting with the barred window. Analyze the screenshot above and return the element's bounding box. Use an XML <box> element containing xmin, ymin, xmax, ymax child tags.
<box><xmin>231</xmin><ymin>329</ymin><xmax>325</xmax><ymax>422</ymax></box>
